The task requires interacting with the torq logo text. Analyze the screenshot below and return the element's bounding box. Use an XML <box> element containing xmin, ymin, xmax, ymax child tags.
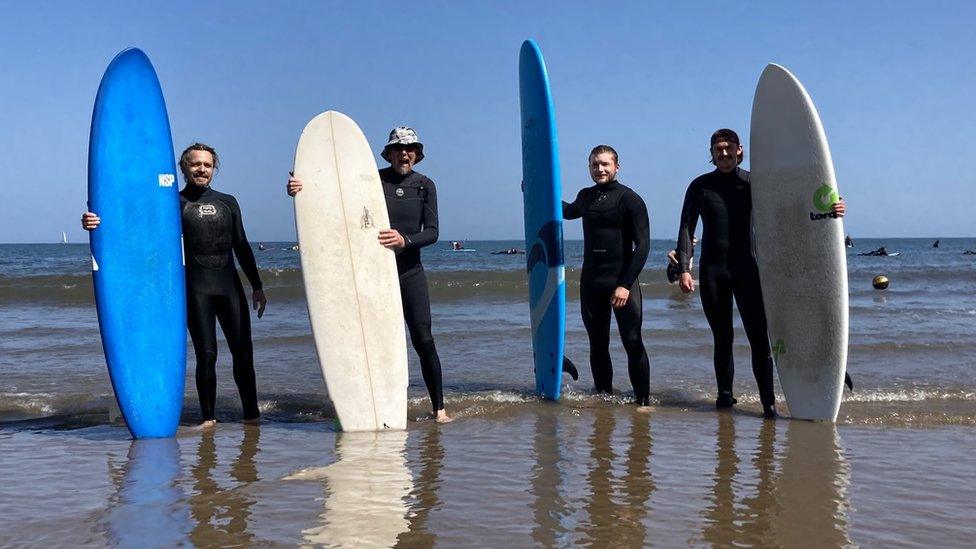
<box><xmin>809</xmin><ymin>184</ymin><xmax>840</xmax><ymax>221</ymax></box>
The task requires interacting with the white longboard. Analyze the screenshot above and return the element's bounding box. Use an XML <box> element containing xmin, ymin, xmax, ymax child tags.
<box><xmin>750</xmin><ymin>64</ymin><xmax>848</xmax><ymax>421</ymax></box>
<box><xmin>293</xmin><ymin>111</ymin><xmax>408</xmax><ymax>431</ymax></box>
<box><xmin>284</xmin><ymin>431</ymin><xmax>411</xmax><ymax>546</ymax></box>
<box><xmin>773</xmin><ymin>423</ymin><xmax>852</xmax><ymax>545</ymax></box>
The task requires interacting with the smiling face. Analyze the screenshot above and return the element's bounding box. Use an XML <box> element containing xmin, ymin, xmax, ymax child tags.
<box><xmin>181</xmin><ymin>150</ymin><xmax>216</xmax><ymax>187</ymax></box>
<box><xmin>588</xmin><ymin>152</ymin><xmax>619</xmax><ymax>184</ymax></box>
<box><xmin>710</xmin><ymin>140</ymin><xmax>742</xmax><ymax>173</ymax></box>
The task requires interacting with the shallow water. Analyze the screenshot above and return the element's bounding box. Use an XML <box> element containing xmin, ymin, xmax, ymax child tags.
<box><xmin>1</xmin><ymin>239</ymin><xmax>974</xmax><ymax>545</ymax></box>
<box><xmin>1</xmin><ymin>408</ymin><xmax>974</xmax><ymax>546</ymax></box>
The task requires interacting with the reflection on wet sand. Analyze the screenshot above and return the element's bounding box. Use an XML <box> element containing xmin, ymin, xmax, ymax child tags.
<box><xmin>618</xmin><ymin>410</ymin><xmax>654</xmax><ymax>546</ymax></box>
<box><xmin>702</xmin><ymin>414</ymin><xmax>776</xmax><ymax>545</ymax></box>
<box><xmin>398</xmin><ymin>426</ymin><xmax>442</xmax><ymax>547</ymax></box>
<box><xmin>740</xmin><ymin>419</ymin><xmax>780</xmax><ymax>538</ymax></box>
<box><xmin>190</xmin><ymin>425</ymin><xmax>261</xmax><ymax>546</ymax></box>
<box><xmin>775</xmin><ymin>421</ymin><xmax>852</xmax><ymax>547</ymax></box>
<box><xmin>579</xmin><ymin>408</ymin><xmax>654</xmax><ymax>546</ymax></box>
<box><xmin>530</xmin><ymin>410</ymin><xmax>571</xmax><ymax>545</ymax></box>
<box><xmin>105</xmin><ymin>438</ymin><xmax>188</xmax><ymax>546</ymax></box>
<box><xmin>702</xmin><ymin>416</ymin><xmax>852</xmax><ymax>546</ymax></box>
<box><xmin>285</xmin><ymin>430</ymin><xmax>411</xmax><ymax>548</ymax></box>
<box><xmin>581</xmin><ymin>408</ymin><xmax>617</xmax><ymax>544</ymax></box>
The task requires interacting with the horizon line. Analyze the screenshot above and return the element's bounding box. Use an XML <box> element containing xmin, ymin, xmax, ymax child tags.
<box><xmin>3</xmin><ymin>236</ymin><xmax>974</xmax><ymax>245</ymax></box>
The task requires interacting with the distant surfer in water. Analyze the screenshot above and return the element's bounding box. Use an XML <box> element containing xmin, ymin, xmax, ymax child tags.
<box><xmin>860</xmin><ymin>246</ymin><xmax>888</xmax><ymax>256</ymax></box>
<box><xmin>288</xmin><ymin>127</ymin><xmax>451</xmax><ymax>423</ymax></box>
<box><xmin>562</xmin><ymin>145</ymin><xmax>652</xmax><ymax>411</ymax></box>
<box><xmin>84</xmin><ymin>143</ymin><xmax>267</xmax><ymax>428</ymax></box>
<box><xmin>676</xmin><ymin>129</ymin><xmax>845</xmax><ymax>419</ymax></box>
<box><xmin>666</xmin><ymin>241</ymin><xmax>694</xmax><ymax>284</ymax></box>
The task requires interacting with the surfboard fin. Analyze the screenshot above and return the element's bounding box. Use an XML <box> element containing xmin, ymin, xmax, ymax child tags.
<box><xmin>844</xmin><ymin>372</ymin><xmax>854</xmax><ymax>391</ymax></box>
<box><xmin>562</xmin><ymin>357</ymin><xmax>578</xmax><ymax>381</ymax></box>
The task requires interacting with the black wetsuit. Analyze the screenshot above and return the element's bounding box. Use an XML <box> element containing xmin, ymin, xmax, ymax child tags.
<box><xmin>380</xmin><ymin>167</ymin><xmax>444</xmax><ymax>412</ymax></box>
<box><xmin>676</xmin><ymin>168</ymin><xmax>775</xmax><ymax>407</ymax></box>
<box><xmin>563</xmin><ymin>181</ymin><xmax>651</xmax><ymax>405</ymax></box>
<box><xmin>180</xmin><ymin>185</ymin><xmax>263</xmax><ymax>421</ymax></box>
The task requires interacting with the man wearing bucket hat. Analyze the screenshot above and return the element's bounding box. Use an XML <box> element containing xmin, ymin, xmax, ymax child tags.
<box><xmin>288</xmin><ymin>126</ymin><xmax>451</xmax><ymax>423</ymax></box>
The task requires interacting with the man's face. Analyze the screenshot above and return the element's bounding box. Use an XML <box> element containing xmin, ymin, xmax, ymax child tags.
<box><xmin>588</xmin><ymin>152</ymin><xmax>619</xmax><ymax>184</ymax></box>
<box><xmin>388</xmin><ymin>145</ymin><xmax>419</xmax><ymax>175</ymax></box>
<box><xmin>710</xmin><ymin>140</ymin><xmax>742</xmax><ymax>173</ymax></box>
<box><xmin>183</xmin><ymin>150</ymin><xmax>215</xmax><ymax>187</ymax></box>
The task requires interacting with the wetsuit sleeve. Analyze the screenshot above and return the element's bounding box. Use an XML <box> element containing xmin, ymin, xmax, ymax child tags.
<box><xmin>562</xmin><ymin>190</ymin><xmax>584</xmax><ymax>219</ymax></box>
<box><xmin>230</xmin><ymin>197</ymin><xmax>263</xmax><ymax>291</ymax></box>
<box><xmin>676</xmin><ymin>182</ymin><xmax>700</xmax><ymax>274</ymax></box>
<box><xmin>403</xmin><ymin>180</ymin><xmax>439</xmax><ymax>249</ymax></box>
<box><xmin>616</xmin><ymin>191</ymin><xmax>651</xmax><ymax>288</ymax></box>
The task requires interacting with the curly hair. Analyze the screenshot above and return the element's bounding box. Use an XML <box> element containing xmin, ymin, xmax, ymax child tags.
<box><xmin>178</xmin><ymin>143</ymin><xmax>219</xmax><ymax>176</ymax></box>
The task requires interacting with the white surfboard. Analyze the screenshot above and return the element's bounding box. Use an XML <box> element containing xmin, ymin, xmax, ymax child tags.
<box><xmin>773</xmin><ymin>422</ymin><xmax>852</xmax><ymax>545</ymax></box>
<box><xmin>750</xmin><ymin>63</ymin><xmax>848</xmax><ymax>421</ymax></box>
<box><xmin>284</xmin><ymin>431</ymin><xmax>411</xmax><ymax>546</ymax></box>
<box><xmin>293</xmin><ymin>111</ymin><xmax>408</xmax><ymax>431</ymax></box>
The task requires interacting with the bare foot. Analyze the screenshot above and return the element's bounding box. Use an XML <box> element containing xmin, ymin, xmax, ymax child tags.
<box><xmin>636</xmin><ymin>405</ymin><xmax>654</xmax><ymax>414</ymax></box>
<box><xmin>200</xmin><ymin>419</ymin><xmax>217</xmax><ymax>430</ymax></box>
<box><xmin>434</xmin><ymin>409</ymin><xmax>453</xmax><ymax>423</ymax></box>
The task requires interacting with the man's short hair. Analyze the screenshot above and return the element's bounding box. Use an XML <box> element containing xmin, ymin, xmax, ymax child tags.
<box><xmin>588</xmin><ymin>144</ymin><xmax>619</xmax><ymax>164</ymax></box>
<box><xmin>710</xmin><ymin>128</ymin><xmax>740</xmax><ymax>147</ymax></box>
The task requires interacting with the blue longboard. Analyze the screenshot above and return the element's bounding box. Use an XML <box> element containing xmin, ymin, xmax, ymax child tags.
<box><xmin>519</xmin><ymin>40</ymin><xmax>573</xmax><ymax>400</ymax></box>
<box><xmin>89</xmin><ymin>48</ymin><xmax>186</xmax><ymax>438</ymax></box>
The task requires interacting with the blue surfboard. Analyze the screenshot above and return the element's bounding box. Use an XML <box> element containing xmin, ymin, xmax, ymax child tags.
<box><xmin>519</xmin><ymin>40</ymin><xmax>569</xmax><ymax>400</ymax></box>
<box><xmin>88</xmin><ymin>48</ymin><xmax>186</xmax><ymax>438</ymax></box>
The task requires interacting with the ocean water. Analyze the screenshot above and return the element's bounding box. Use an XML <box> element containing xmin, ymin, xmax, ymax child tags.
<box><xmin>1</xmin><ymin>238</ymin><xmax>974</xmax><ymax>546</ymax></box>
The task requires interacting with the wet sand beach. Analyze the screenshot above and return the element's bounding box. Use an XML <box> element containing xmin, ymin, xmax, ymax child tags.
<box><xmin>2</xmin><ymin>239</ymin><xmax>975</xmax><ymax>545</ymax></box>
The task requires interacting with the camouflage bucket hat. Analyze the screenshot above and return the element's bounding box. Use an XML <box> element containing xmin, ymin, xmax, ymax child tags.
<box><xmin>381</xmin><ymin>126</ymin><xmax>425</xmax><ymax>163</ymax></box>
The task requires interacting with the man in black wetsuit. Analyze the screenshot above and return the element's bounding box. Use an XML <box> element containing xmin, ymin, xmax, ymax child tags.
<box><xmin>83</xmin><ymin>143</ymin><xmax>267</xmax><ymax>428</ymax></box>
<box><xmin>563</xmin><ymin>145</ymin><xmax>652</xmax><ymax>410</ymax></box>
<box><xmin>287</xmin><ymin>127</ymin><xmax>451</xmax><ymax>423</ymax></box>
<box><xmin>676</xmin><ymin>129</ymin><xmax>845</xmax><ymax>418</ymax></box>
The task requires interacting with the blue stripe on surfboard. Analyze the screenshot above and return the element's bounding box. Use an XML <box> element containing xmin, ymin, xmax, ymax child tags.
<box><xmin>89</xmin><ymin>48</ymin><xmax>186</xmax><ymax>438</ymax></box>
<box><xmin>519</xmin><ymin>39</ymin><xmax>566</xmax><ymax>400</ymax></box>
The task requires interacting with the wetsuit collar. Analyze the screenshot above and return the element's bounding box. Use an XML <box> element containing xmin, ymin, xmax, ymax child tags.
<box><xmin>595</xmin><ymin>180</ymin><xmax>622</xmax><ymax>190</ymax></box>
<box><xmin>385</xmin><ymin>168</ymin><xmax>413</xmax><ymax>184</ymax></box>
<box><xmin>714</xmin><ymin>167</ymin><xmax>742</xmax><ymax>177</ymax></box>
<box><xmin>182</xmin><ymin>184</ymin><xmax>212</xmax><ymax>200</ymax></box>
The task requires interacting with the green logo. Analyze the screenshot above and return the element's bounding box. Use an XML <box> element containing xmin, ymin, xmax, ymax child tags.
<box><xmin>813</xmin><ymin>184</ymin><xmax>839</xmax><ymax>213</ymax></box>
<box><xmin>772</xmin><ymin>339</ymin><xmax>787</xmax><ymax>360</ymax></box>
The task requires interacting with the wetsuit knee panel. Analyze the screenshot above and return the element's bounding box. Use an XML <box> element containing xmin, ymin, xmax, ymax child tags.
<box><xmin>409</xmin><ymin>331</ymin><xmax>437</xmax><ymax>354</ymax></box>
<box><xmin>195</xmin><ymin>350</ymin><xmax>218</xmax><ymax>368</ymax></box>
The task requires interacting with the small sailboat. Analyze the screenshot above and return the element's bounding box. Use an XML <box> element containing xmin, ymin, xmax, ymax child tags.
<box><xmin>61</xmin><ymin>231</ymin><xmax>68</xmax><ymax>244</ymax></box>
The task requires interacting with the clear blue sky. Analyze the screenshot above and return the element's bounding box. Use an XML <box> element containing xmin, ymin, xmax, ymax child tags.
<box><xmin>3</xmin><ymin>1</ymin><xmax>974</xmax><ymax>243</ymax></box>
